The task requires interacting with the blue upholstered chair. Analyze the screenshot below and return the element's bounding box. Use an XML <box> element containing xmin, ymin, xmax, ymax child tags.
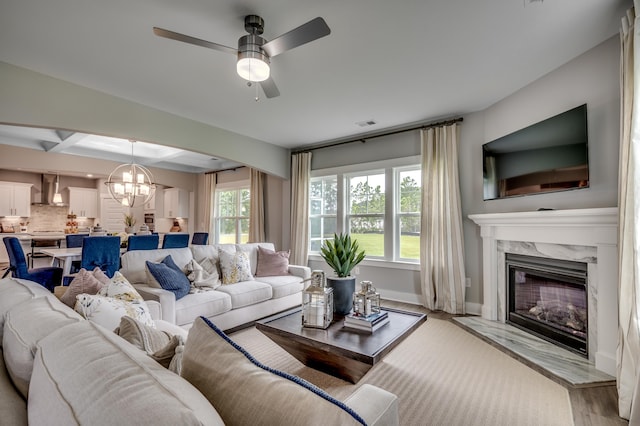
<box><xmin>2</xmin><ymin>237</ymin><xmax>63</xmax><ymax>292</ymax></box>
<box><xmin>65</xmin><ymin>233</ymin><xmax>89</xmax><ymax>274</ymax></box>
<box><xmin>191</xmin><ymin>232</ymin><xmax>209</xmax><ymax>245</ymax></box>
<box><xmin>162</xmin><ymin>233</ymin><xmax>190</xmax><ymax>249</ymax></box>
<box><xmin>127</xmin><ymin>234</ymin><xmax>160</xmax><ymax>251</ymax></box>
<box><xmin>80</xmin><ymin>236</ymin><xmax>121</xmax><ymax>278</ymax></box>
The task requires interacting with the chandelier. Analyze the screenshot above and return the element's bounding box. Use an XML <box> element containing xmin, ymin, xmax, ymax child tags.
<box><xmin>105</xmin><ymin>141</ymin><xmax>156</xmax><ymax>207</ymax></box>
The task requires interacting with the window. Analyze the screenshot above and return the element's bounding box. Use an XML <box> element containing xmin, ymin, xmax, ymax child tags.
<box><xmin>347</xmin><ymin>172</ymin><xmax>385</xmax><ymax>257</ymax></box>
<box><xmin>309</xmin><ymin>176</ymin><xmax>337</xmax><ymax>252</ymax></box>
<box><xmin>397</xmin><ymin>167</ymin><xmax>421</xmax><ymax>260</ymax></box>
<box><xmin>309</xmin><ymin>158</ymin><xmax>421</xmax><ymax>263</ymax></box>
<box><xmin>215</xmin><ymin>187</ymin><xmax>250</xmax><ymax>244</ymax></box>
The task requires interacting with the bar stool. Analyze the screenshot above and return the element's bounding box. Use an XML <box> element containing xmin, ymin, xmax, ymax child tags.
<box><xmin>28</xmin><ymin>238</ymin><xmax>61</xmax><ymax>268</ymax></box>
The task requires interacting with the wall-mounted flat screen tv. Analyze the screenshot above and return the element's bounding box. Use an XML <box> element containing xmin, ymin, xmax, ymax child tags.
<box><xmin>483</xmin><ymin>104</ymin><xmax>589</xmax><ymax>200</ymax></box>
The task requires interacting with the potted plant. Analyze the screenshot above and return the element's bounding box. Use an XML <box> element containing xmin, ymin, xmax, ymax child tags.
<box><xmin>123</xmin><ymin>214</ymin><xmax>136</xmax><ymax>234</ymax></box>
<box><xmin>320</xmin><ymin>232</ymin><xmax>366</xmax><ymax>315</ymax></box>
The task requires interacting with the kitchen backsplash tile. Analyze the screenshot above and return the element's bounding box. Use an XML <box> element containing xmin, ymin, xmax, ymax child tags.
<box><xmin>2</xmin><ymin>205</ymin><xmax>94</xmax><ymax>233</ymax></box>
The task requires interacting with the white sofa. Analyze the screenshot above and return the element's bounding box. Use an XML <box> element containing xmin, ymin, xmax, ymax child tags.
<box><xmin>0</xmin><ymin>277</ymin><xmax>399</xmax><ymax>425</ymax></box>
<box><xmin>120</xmin><ymin>243</ymin><xmax>311</xmax><ymax>330</ymax></box>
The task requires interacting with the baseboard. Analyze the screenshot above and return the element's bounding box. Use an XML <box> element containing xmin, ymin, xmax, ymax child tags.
<box><xmin>465</xmin><ymin>302</ymin><xmax>482</xmax><ymax>316</ymax></box>
<box><xmin>379</xmin><ymin>289</ymin><xmax>422</xmax><ymax>306</ymax></box>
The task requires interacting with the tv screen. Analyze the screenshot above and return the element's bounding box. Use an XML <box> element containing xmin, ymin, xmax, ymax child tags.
<box><xmin>483</xmin><ymin>104</ymin><xmax>589</xmax><ymax>200</ymax></box>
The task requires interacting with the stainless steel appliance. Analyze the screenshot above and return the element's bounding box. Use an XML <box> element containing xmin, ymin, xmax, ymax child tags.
<box><xmin>144</xmin><ymin>213</ymin><xmax>155</xmax><ymax>232</ymax></box>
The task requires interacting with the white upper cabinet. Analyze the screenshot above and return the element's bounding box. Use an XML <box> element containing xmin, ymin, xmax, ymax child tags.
<box><xmin>0</xmin><ymin>182</ymin><xmax>32</xmax><ymax>217</ymax></box>
<box><xmin>163</xmin><ymin>188</ymin><xmax>188</xmax><ymax>218</ymax></box>
<box><xmin>68</xmin><ymin>187</ymin><xmax>98</xmax><ymax>218</ymax></box>
<box><xmin>144</xmin><ymin>188</ymin><xmax>164</xmax><ymax>217</ymax></box>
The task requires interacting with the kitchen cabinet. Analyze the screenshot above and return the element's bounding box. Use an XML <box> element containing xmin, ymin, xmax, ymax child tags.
<box><xmin>0</xmin><ymin>182</ymin><xmax>32</xmax><ymax>217</ymax></box>
<box><xmin>163</xmin><ymin>188</ymin><xmax>188</xmax><ymax>218</ymax></box>
<box><xmin>67</xmin><ymin>187</ymin><xmax>98</xmax><ymax>218</ymax></box>
<box><xmin>144</xmin><ymin>188</ymin><xmax>164</xmax><ymax>217</ymax></box>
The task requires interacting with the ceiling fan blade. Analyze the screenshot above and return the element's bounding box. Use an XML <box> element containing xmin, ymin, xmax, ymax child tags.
<box><xmin>260</xmin><ymin>77</ymin><xmax>280</xmax><ymax>98</ymax></box>
<box><xmin>262</xmin><ymin>17</ymin><xmax>330</xmax><ymax>58</ymax></box>
<box><xmin>153</xmin><ymin>27</ymin><xmax>237</xmax><ymax>56</ymax></box>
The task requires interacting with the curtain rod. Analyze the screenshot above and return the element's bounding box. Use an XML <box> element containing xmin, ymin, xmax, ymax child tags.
<box><xmin>205</xmin><ymin>165</ymin><xmax>246</xmax><ymax>175</ymax></box>
<box><xmin>291</xmin><ymin>117</ymin><xmax>463</xmax><ymax>154</ymax></box>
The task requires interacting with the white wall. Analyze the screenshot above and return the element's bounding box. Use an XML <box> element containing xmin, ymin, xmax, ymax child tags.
<box><xmin>306</xmin><ymin>36</ymin><xmax>621</xmax><ymax>309</ymax></box>
<box><xmin>460</xmin><ymin>36</ymin><xmax>620</xmax><ymax>306</ymax></box>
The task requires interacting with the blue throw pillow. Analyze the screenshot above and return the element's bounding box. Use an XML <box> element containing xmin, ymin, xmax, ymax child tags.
<box><xmin>146</xmin><ymin>255</ymin><xmax>190</xmax><ymax>300</ymax></box>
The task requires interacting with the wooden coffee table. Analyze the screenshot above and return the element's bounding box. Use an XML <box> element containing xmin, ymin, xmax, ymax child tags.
<box><xmin>256</xmin><ymin>308</ymin><xmax>427</xmax><ymax>383</ymax></box>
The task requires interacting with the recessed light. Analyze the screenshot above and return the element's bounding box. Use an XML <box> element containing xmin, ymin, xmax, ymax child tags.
<box><xmin>356</xmin><ymin>120</ymin><xmax>377</xmax><ymax>127</ymax></box>
<box><xmin>86</xmin><ymin>174</ymin><xmax>93</xmax><ymax>177</ymax></box>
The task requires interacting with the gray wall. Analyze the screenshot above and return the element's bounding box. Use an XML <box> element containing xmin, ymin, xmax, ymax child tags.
<box><xmin>308</xmin><ymin>36</ymin><xmax>620</xmax><ymax>310</ymax></box>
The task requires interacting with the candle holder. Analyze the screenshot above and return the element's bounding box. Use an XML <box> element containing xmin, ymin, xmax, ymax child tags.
<box><xmin>352</xmin><ymin>280</ymin><xmax>381</xmax><ymax>318</ymax></box>
<box><xmin>301</xmin><ymin>270</ymin><xmax>333</xmax><ymax>329</ymax></box>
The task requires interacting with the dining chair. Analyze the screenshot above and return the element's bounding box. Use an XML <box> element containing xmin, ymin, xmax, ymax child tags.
<box><xmin>80</xmin><ymin>236</ymin><xmax>121</xmax><ymax>278</ymax></box>
<box><xmin>162</xmin><ymin>233</ymin><xmax>190</xmax><ymax>249</ymax></box>
<box><xmin>65</xmin><ymin>233</ymin><xmax>89</xmax><ymax>274</ymax></box>
<box><xmin>191</xmin><ymin>232</ymin><xmax>209</xmax><ymax>245</ymax></box>
<box><xmin>28</xmin><ymin>238</ymin><xmax>61</xmax><ymax>268</ymax></box>
<box><xmin>2</xmin><ymin>237</ymin><xmax>63</xmax><ymax>291</ymax></box>
<box><xmin>127</xmin><ymin>234</ymin><xmax>160</xmax><ymax>251</ymax></box>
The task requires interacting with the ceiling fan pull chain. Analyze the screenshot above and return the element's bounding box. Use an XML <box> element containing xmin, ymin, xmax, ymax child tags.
<box><xmin>255</xmin><ymin>81</ymin><xmax>260</xmax><ymax>102</ymax></box>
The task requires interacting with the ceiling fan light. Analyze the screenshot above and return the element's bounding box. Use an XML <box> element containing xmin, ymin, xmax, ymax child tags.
<box><xmin>237</xmin><ymin>57</ymin><xmax>270</xmax><ymax>82</ymax></box>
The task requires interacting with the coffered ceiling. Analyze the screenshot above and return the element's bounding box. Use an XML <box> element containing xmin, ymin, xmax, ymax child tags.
<box><xmin>0</xmin><ymin>0</ymin><xmax>630</xmax><ymax>173</ymax></box>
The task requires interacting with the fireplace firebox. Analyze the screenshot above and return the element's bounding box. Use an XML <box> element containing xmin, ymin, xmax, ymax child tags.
<box><xmin>506</xmin><ymin>253</ymin><xmax>588</xmax><ymax>357</ymax></box>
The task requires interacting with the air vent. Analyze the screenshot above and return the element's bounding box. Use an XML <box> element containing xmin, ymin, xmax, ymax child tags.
<box><xmin>356</xmin><ymin>120</ymin><xmax>377</xmax><ymax>127</ymax></box>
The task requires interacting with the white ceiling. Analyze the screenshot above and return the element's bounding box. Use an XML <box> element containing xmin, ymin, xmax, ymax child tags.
<box><xmin>0</xmin><ymin>0</ymin><xmax>631</xmax><ymax>173</ymax></box>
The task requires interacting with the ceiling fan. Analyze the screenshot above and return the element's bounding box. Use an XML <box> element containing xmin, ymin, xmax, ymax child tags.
<box><xmin>153</xmin><ymin>15</ymin><xmax>331</xmax><ymax>98</ymax></box>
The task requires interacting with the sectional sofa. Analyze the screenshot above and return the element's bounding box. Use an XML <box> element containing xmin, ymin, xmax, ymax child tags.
<box><xmin>0</xmin><ymin>276</ymin><xmax>399</xmax><ymax>425</ymax></box>
<box><xmin>119</xmin><ymin>242</ymin><xmax>311</xmax><ymax>330</ymax></box>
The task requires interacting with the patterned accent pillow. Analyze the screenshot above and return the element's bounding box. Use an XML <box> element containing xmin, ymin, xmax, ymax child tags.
<box><xmin>99</xmin><ymin>271</ymin><xmax>146</xmax><ymax>303</ymax></box>
<box><xmin>60</xmin><ymin>268</ymin><xmax>105</xmax><ymax>308</ymax></box>
<box><xmin>219</xmin><ymin>250</ymin><xmax>254</xmax><ymax>284</ymax></box>
<box><xmin>75</xmin><ymin>294</ymin><xmax>155</xmax><ymax>331</ymax></box>
<box><xmin>145</xmin><ymin>256</ymin><xmax>191</xmax><ymax>300</ymax></box>
<box><xmin>184</xmin><ymin>259</ymin><xmax>220</xmax><ymax>292</ymax></box>
<box><xmin>255</xmin><ymin>246</ymin><xmax>290</xmax><ymax>277</ymax></box>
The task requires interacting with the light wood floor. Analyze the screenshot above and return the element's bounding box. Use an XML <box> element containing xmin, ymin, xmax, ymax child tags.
<box><xmin>381</xmin><ymin>300</ymin><xmax>628</xmax><ymax>426</ymax></box>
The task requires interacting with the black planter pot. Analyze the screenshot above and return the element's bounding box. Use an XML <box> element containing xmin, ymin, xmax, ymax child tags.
<box><xmin>326</xmin><ymin>276</ymin><xmax>356</xmax><ymax>316</ymax></box>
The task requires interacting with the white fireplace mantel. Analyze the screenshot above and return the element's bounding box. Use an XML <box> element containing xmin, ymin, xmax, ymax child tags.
<box><xmin>469</xmin><ymin>207</ymin><xmax>618</xmax><ymax>375</ymax></box>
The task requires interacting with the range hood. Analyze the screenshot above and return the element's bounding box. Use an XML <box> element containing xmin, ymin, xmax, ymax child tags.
<box><xmin>32</xmin><ymin>173</ymin><xmax>67</xmax><ymax>206</ymax></box>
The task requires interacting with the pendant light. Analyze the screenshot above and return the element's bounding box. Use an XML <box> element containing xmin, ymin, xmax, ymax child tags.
<box><xmin>104</xmin><ymin>140</ymin><xmax>156</xmax><ymax>208</ymax></box>
<box><xmin>52</xmin><ymin>173</ymin><xmax>63</xmax><ymax>204</ymax></box>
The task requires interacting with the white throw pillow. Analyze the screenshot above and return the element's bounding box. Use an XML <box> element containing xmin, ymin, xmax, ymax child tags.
<box><xmin>75</xmin><ymin>294</ymin><xmax>155</xmax><ymax>331</ymax></box>
<box><xmin>219</xmin><ymin>250</ymin><xmax>254</xmax><ymax>284</ymax></box>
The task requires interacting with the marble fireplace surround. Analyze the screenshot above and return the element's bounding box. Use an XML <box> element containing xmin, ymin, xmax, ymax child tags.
<box><xmin>469</xmin><ymin>207</ymin><xmax>618</xmax><ymax>376</ymax></box>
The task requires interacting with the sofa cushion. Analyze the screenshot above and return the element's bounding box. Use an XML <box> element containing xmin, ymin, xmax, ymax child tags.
<box><xmin>181</xmin><ymin>317</ymin><xmax>365</xmax><ymax>426</ymax></box>
<box><xmin>145</xmin><ymin>255</ymin><xmax>191</xmax><ymax>300</ymax></box>
<box><xmin>215</xmin><ymin>280</ymin><xmax>272</xmax><ymax>309</ymax></box>
<box><xmin>120</xmin><ymin>247</ymin><xmax>193</xmax><ymax>284</ymax></box>
<box><xmin>0</xmin><ymin>278</ymin><xmax>53</xmax><ymax>346</ymax></box>
<box><xmin>255</xmin><ymin>275</ymin><xmax>305</xmax><ymax>299</ymax></box>
<box><xmin>3</xmin><ymin>296</ymin><xmax>83</xmax><ymax>398</ymax></box>
<box><xmin>219</xmin><ymin>249</ymin><xmax>254</xmax><ymax>284</ymax></box>
<box><xmin>174</xmin><ymin>291</ymin><xmax>232</xmax><ymax>326</ymax></box>
<box><xmin>0</xmin><ymin>348</ymin><xmax>27</xmax><ymax>426</ymax></box>
<box><xmin>59</xmin><ymin>268</ymin><xmax>105</xmax><ymax>308</ymax></box>
<box><xmin>255</xmin><ymin>246</ymin><xmax>290</xmax><ymax>277</ymax></box>
<box><xmin>29</xmin><ymin>321</ymin><xmax>224</xmax><ymax>425</ymax></box>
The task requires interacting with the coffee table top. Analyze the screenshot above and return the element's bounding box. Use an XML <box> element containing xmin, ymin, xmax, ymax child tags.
<box><xmin>256</xmin><ymin>307</ymin><xmax>427</xmax><ymax>365</ymax></box>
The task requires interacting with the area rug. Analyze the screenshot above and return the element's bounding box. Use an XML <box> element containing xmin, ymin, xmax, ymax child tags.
<box><xmin>230</xmin><ymin>317</ymin><xmax>574</xmax><ymax>426</ymax></box>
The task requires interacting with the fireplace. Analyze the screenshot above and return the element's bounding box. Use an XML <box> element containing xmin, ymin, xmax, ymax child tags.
<box><xmin>468</xmin><ymin>207</ymin><xmax>618</xmax><ymax>376</ymax></box>
<box><xmin>506</xmin><ymin>253</ymin><xmax>588</xmax><ymax>357</ymax></box>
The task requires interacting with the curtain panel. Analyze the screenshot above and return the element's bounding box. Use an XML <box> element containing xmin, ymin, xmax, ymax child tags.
<box><xmin>618</xmin><ymin>4</ymin><xmax>640</xmax><ymax>420</ymax></box>
<box><xmin>204</xmin><ymin>173</ymin><xmax>216</xmax><ymax>241</ymax></box>
<box><xmin>289</xmin><ymin>152</ymin><xmax>311</xmax><ymax>266</ymax></box>
<box><xmin>249</xmin><ymin>168</ymin><xmax>266</xmax><ymax>243</ymax></box>
<box><xmin>419</xmin><ymin>124</ymin><xmax>466</xmax><ymax>314</ymax></box>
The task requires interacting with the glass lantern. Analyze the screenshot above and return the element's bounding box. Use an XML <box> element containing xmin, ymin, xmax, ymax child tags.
<box><xmin>352</xmin><ymin>281</ymin><xmax>381</xmax><ymax>318</ymax></box>
<box><xmin>301</xmin><ymin>270</ymin><xmax>334</xmax><ymax>329</ymax></box>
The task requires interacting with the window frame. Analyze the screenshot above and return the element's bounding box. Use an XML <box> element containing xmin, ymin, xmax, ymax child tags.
<box><xmin>213</xmin><ymin>180</ymin><xmax>250</xmax><ymax>244</ymax></box>
<box><xmin>309</xmin><ymin>156</ymin><xmax>421</xmax><ymax>268</ymax></box>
